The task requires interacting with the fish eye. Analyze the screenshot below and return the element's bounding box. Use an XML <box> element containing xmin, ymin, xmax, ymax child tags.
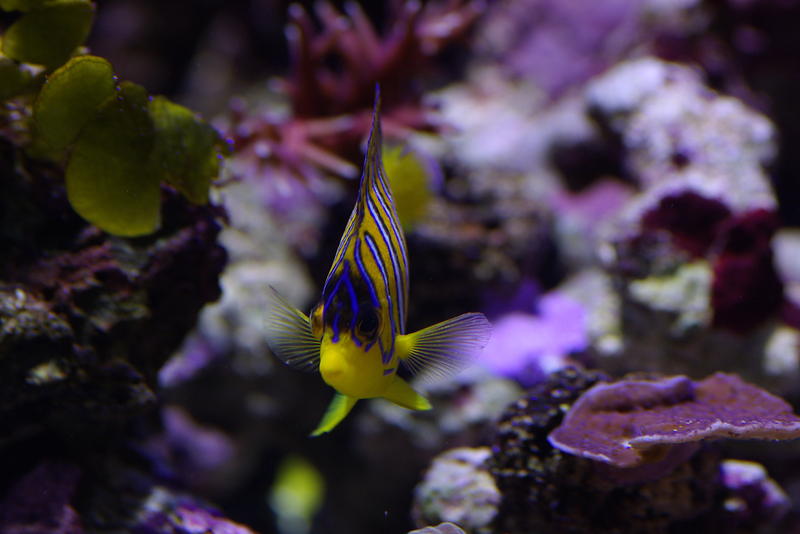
<box><xmin>356</xmin><ymin>308</ymin><xmax>380</xmax><ymax>339</ymax></box>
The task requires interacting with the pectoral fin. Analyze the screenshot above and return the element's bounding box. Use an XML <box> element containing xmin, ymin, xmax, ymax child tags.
<box><xmin>382</xmin><ymin>377</ymin><xmax>432</xmax><ymax>411</ymax></box>
<box><xmin>264</xmin><ymin>286</ymin><xmax>321</xmax><ymax>372</ymax></box>
<box><xmin>310</xmin><ymin>393</ymin><xmax>358</xmax><ymax>437</ymax></box>
<box><xmin>396</xmin><ymin>312</ymin><xmax>492</xmax><ymax>382</ymax></box>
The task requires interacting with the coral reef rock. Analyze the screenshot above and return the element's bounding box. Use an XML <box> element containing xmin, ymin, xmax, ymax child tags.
<box><xmin>490</xmin><ymin>368</ymin><xmax>722</xmax><ymax>534</ymax></box>
<box><xmin>412</xmin><ymin>447</ymin><xmax>500</xmax><ymax>534</ymax></box>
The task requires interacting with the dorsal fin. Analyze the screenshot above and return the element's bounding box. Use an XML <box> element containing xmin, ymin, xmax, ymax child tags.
<box><xmin>359</xmin><ymin>84</ymin><xmax>382</xmax><ymax>201</ymax></box>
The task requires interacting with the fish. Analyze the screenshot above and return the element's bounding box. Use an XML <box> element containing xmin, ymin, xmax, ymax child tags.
<box><xmin>264</xmin><ymin>89</ymin><xmax>492</xmax><ymax>436</ymax></box>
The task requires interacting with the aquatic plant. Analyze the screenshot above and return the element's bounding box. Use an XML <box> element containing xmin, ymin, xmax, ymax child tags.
<box><xmin>1</xmin><ymin>0</ymin><xmax>93</xmax><ymax>72</ymax></box>
<box><xmin>0</xmin><ymin>1</ymin><xmax>228</xmax><ymax>473</ymax></box>
<box><xmin>0</xmin><ymin>2</ymin><xmax>226</xmax><ymax>236</ymax></box>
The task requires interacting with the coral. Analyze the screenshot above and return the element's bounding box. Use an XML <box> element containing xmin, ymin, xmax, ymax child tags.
<box><xmin>586</xmin><ymin>57</ymin><xmax>776</xmax><ymax>219</ymax></box>
<box><xmin>489</xmin><ymin>368</ymin><xmax>723</xmax><ymax>534</ymax></box>
<box><xmin>412</xmin><ymin>447</ymin><xmax>500</xmax><ymax>533</ymax></box>
<box><xmin>548</xmin><ymin>373</ymin><xmax>800</xmax><ymax>468</ymax></box>
<box><xmin>0</xmin><ymin>460</ymin><xmax>83</xmax><ymax>534</ymax></box>
<box><xmin>1</xmin><ymin>4</ymin><xmax>225</xmax><ymax>237</ymax></box>
<box><xmin>406</xmin><ymin>196</ymin><xmax>557</xmax><ymax>328</ymax></box>
<box><xmin>641</xmin><ymin>191</ymin><xmax>732</xmax><ymax>258</ymax></box>
<box><xmin>0</xmin><ymin>145</ymin><xmax>226</xmax><ymax>443</ymax></box>
<box><xmin>132</xmin><ymin>493</ymin><xmax>257</xmax><ymax>534</ymax></box>
<box><xmin>283</xmin><ymin>0</ymin><xmax>483</xmax><ymax>118</ymax></box>
<box><xmin>635</xmin><ymin>199</ymin><xmax>784</xmax><ymax>333</ymax></box>
<box><xmin>475</xmin><ymin>0</ymin><xmax>715</xmax><ymax>99</ymax></box>
<box><xmin>710</xmin><ymin>209</ymin><xmax>783</xmax><ymax>332</ymax></box>
<box><xmin>222</xmin><ymin>0</ymin><xmax>483</xmax><ymax>254</ymax></box>
<box><xmin>1</xmin><ymin>0</ymin><xmax>94</xmax><ymax>71</ymax></box>
<box><xmin>626</xmin><ymin>261</ymin><xmax>712</xmax><ymax>334</ymax></box>
<box><xmin>408</xmin><ymin>523</ymin><xmax>466</xmax><ymax>534</ymax></box>
<box><xmin>67</xmin><ymin>455</ymin><xmax>257</xmax><ymax>534</ymax></box>
<box><xmin>551</xmin><ymin>180</ymin><xmax>635</xmax><ymax>268</ymax></box>
<box><xmin>479</xmin><ymin>292</ymin><xmax>588</xmax><ymax>386</ymax></box>
<box><xmin>574</xmin><ymin>57</ymin><xmax>796</xmax><ymax>386</ymax></box>
<box><xmin>158</xmin><ymin>406</ymin><xmax>237</xmax><ymax>492</ymax></box>
<box><xmin>359</xmin><ymin>369</ymin><xmax>522</xmax><ymax>450</ymax></box>
<box><xmin>719</xmin><ymin>459</ymin><xmax>790</xmax><ymax>530</ymax></box>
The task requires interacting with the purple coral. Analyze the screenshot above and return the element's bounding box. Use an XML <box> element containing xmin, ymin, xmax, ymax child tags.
<box><xmin>490</xmin><ymin>368</ymin><xmax>721</xmax><ymax>534</ymax></box>
<box><xmin>134</xmin><ymin>498</ymin><xmax>256</xmax><ymax>534</ymax></box>
<box><xmin>548</xmin><ymin>372</ymin><xmax>800</xmax><ymax>468</ymax></box>
<box><xmin>720</xmin><ymin>459</ymin><xmax>791</xmax><ymax>529</ymax></box>
<box><xmin>0</xmin><ymin>461</ymin><xmax>83</xmax><ymax>534</ymax></box>
<box><xmin>480</xmin><ymin>292</ymin><xmax>588</xmax><ymax>385</ymax></box>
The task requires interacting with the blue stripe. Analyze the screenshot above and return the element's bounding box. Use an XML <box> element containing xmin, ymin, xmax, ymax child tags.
<box><xmin>324</xmin><ymin>270</ymin><xmax>344</xmax><ymax>311</ymax></box>
<box><xmin>364</xmin><ymin>232</ymin><xmax>395</xmax><ymax>364</ymax></box>
<box><xmin>366</xmin><ymin>195</ymin><xmax>404</xmax><ymax>336</ymax></box>
<box><xmin>324</xmin><ymin>229</ymin><xmax>355</xmax><ymax>294</ymax></box>
<box><xmin>369</xmin><ymin>180</ymin><xmax>408</xmax><ymax>329</ymax></box>
<box><xmin>331</xmin><ymin>311</ymin><xmax>341</xmax><ymax>342</ymax></box>
<box><xmin>354</xmin><ymin>237</ymin><xmax>380</xmax><ymax>307</ymax></box>
<box><xmin>373</xmin><ymin>175</ymin><xmax>407</xmax><ymax>259</ymax></box>
<box><xmin>340</xmin><ymin>266</ymin><xmax>362</xmax><ymax>347</ymax></box>
<box><xmin>354</xmin><ymin>236</ymin><xmax>381</xmax><ymax>353</ymax></box>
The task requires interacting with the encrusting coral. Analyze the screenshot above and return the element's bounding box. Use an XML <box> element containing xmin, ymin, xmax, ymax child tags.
<box><xmin>489</xmin><ymin>368</ymin><xmax>719</xmax><ymax>534</ymax></box>
<box><xmin>548</xmin><ymin>373</ymin><xmax>800</xmax><ymax>468</ymax></box>
<box><xmin>485</xmin><ymin>367</ymin><xmax>800</xmax><ymax>534</ymax></box>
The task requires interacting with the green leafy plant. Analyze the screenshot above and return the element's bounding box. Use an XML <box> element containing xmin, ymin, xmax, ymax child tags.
<box><xmin>0</xmin><ymin>0</ymin><xmax>226</xmax><ymax>236</ymax></box>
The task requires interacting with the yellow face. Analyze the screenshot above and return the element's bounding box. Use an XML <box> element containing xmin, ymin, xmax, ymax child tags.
<box><xmin>319</xmin><ymin>330</ymin><xmax>395</xmax><ymax>399</ymax></box>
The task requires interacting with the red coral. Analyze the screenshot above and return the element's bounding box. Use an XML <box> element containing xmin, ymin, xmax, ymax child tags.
<box><xmin>636</xmin><ymin>191</ymin><xmax>784</xmax><ymax>332</ymax></box>
<box><xmin>283</xmin><ymin>0</ymin><xmax>483</xmax><ymax>118</ymax></box>
<box><xmin>641</xmin><ymin>191</ymin><xmax>732</xmax><ymax>258</ymax></box>
<box><xmin>223</xmin><ymin>1</ymin><xmax>482</xmax><ymax>251</ymax></box>
<box><xmin>227</xmin><ymin>0</ymin><xmax>482</xmax><ymax>180</ymax></box>
<box><xmin>710</xmin><ymin>209</ymin><xmax>783</xmax><ymax>332</ymax></box>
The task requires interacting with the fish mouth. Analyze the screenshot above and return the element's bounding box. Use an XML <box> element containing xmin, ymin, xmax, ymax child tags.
<box><xmin>321</xmin><ymin>365</ymin><xmax>343</xmax><ymax>380</ymax></box>
<box><xmin>320</xmin><ymin>350</ymin><xmax>347</xmax><ymax>384</ymax></box>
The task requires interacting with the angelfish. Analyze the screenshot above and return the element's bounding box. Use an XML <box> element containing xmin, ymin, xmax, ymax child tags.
<box><xmin>264</xmin><ymin>91</ymin><xmax>492</xmax><ymax>436</ymax></box>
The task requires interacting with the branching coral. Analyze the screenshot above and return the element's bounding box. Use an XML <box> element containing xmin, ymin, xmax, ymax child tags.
<box><xmin>283</xmin><ymin>0</ymin><xmax>483</xmax><ymax>118</ymax></box>
<box><xmin>223</xmin><ymin>1</ymin><xmax>482</xmax><ymax>252</ymax></box>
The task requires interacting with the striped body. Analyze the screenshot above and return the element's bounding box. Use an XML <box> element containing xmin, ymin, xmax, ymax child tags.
<box><xmin>312</xmin><ymin>117</ymin><xmax>408</xmax><ymax>395</ymax></box>
<box><xmin>264</xmin><ymin>89</ymin><xmax>492</xmax><ymax>435</ymax></box>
